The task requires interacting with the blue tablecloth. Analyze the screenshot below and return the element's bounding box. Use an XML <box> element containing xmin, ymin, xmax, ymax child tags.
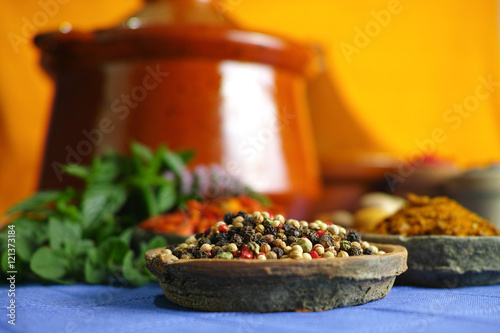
<box><xmin>1</xmin><ymin>283</ymin><xmax>499</xmax><ymax>333</ymax></box>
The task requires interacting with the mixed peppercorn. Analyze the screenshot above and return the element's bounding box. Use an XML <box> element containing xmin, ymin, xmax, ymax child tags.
<box><xmin>161</xmin><ymin>211</ymin><xmax>384</xmax><ymax>261</ymax></box>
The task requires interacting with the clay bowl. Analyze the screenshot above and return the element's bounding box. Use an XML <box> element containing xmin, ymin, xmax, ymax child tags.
<box><xmin>145</xmin><ymin>244</ymin><xmax>407</xmax><ymax>312</ymax></box>
<box><xmin>362</xmin><ymin>234</ymin><xmax>500</xmax><ymax>288</ymax></box>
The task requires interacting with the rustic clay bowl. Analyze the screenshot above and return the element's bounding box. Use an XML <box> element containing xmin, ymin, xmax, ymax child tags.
<box><xmin>145</xmin><ymin>244</ymin><xmax>407</xmax><ymax>312</ymax></box>
<box><xmin>362</xmin><ymin>234</ymin><xmax>500</xmax><ymax>288</ymax></box>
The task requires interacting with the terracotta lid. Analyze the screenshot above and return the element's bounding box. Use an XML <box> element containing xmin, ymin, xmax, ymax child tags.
<box><xmin>34</xmin><ymin>0</ymin><xmax>313</xmax><ymax>75</ymax></box>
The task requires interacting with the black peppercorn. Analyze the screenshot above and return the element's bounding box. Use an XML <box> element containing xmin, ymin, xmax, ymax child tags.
<box><xmin>196</xmin><ymin>232</ymin><xmax>204</xmax><ymax>239</ymax></box>
<box><xmin>348</xmin><ymin>247</ymin><xmax>363</xmax><ymax>256</ymax></box>
<box><xmin>307</xmin><ymin>231</ymin><xmax>319</xmax><ymax>244</ymax></box>
<box><xmin>181</xmin><ymin>252</ymin><xmax>194</xmax><ymax>259</ymax></box>
<box><xmin>272</xmin><ymin>247</ymin><xmax>284</xmax><ymax>258</ymax></box>
<box><xmin>286</xmin><ymin>236</ymin><xmax>297</xmax><ymax>245</ymax></box>
<box><xmin>319</xmin><ymin>234</ymin><xmax>334</xmax><ymax>248</ymax></box>
<box><xmin>228</xmin><ymin>228</ymin><xmax>241</xmax><ymax>238</ymax></box>
<box><xmin>236</xmin><ymin>210</ymin><xmax>248</xmax><ymax>218</ymax></box>
<box><xmin>186</xmin><ymin>246</ymin><xmax>200</xmax><ymax>254</ymax></box>
<box><xmin>223</xmin><ymin>212</ymin><xmax>236</xmax><ymax>224</ymax></box>
<box><xmin>172</xmin><ymin>249</ymin><xmax>184</xmax><ymax>258</ymax></box>
<box><xmin>285</xmin><ymin>226</ymin><xmax>300</xmax><ymax>238</ymax></box>
<box><xmin>346</xmin><ymin>231</ymin><xmax>361</xmax><ymax>243</ymax></box>
<box><xmin>277</xmin><ymin>233</ymin><xmax>287</xmax><ymax>242</ymax></box>
<box><xmin>198</xmin><ymin>237</ymin><xmax>211</xmax><ymax>247</ymax></box>
<box><xmin>363</xmin><ymin>248</ymin><xmax>375</xmax><ymax>255</ymax></box>
<box><xmin>211</xmin><ymin>232</ymin><xmax>228</xmax><ymax>244</ymax></box>
<box><xmin>216</xmin><ymin>239</ymin><xmax>230</xmax><ymax>247</ymax></box>
<box><xmin>231</xmin><ymin>233</ymin><xmax>244</xmax><ymax>247</ymax></box>
<box><xmin>194</xmin><ymin>250</ymin><xmax>211</xmax><ymax>259</ymax></box>
<box><xmin>256</xmin><ymin>238</ymin><xmax>267</xmax><ymax>246</ymax></box>
<box><xmin>264</xmin><ymin>225</ymin><xmax>277</xmax><ymax>236</ymax></box>
<box><xmin>212</xmin><ymin>247</ymin><xmax>224</xmax><ymax>257</ymax></box>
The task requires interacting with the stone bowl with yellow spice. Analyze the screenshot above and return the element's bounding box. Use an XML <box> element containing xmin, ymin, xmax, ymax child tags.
<box><xmin>363</xmin><ymin>194</ymin><xmax>500</xmax><ymax>288</ymax></box>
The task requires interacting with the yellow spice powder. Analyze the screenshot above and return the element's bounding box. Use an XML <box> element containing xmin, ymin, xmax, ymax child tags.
<box><xmin>373</xmin><ymin>194</ymin><xmax>500</xmax><ymax>236</ymax></box>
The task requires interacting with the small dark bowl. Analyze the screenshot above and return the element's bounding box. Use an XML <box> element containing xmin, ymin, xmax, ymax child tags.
<box><xmin>362</xmin><ymin>234</ymin><xmax>500</xmax><ymax>288</ymax></box>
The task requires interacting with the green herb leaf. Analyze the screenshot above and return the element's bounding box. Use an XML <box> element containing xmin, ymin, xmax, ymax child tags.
<box><xmin>123</xmin><ymin>250</ymin><xmax>150</xmax><ymax>287</ymax></box>
<box><xmin>64</xmin><ymin>164</ymin><xmax>90</xmax><ymax>180</ymax></box>
<box><xmin>7</xmin><ymin>191</ymin><xmax>61</xmax><ymax>215</ymax></box>
<box><xmin>157</xmin><ymin>182</ymin><xmax>177</xmax><ymax>213</ymax></box>
<box><xmin>30</xmin><ymin>247</ymin><xmax>67</xmax><ymax>280</ymax></box>
<box><xmin>162</xmin><ymin>149</ymin><xmax>186</xmax><ymax>176</ymax></box>
<box><xmin>81</xmin><ymin>185</ymin><xmax>126</xmax><ymax>230</ymax></box>
<box><xmin>131</xmin><ymin>141</ymin><xmax>154</xmax><ymax>164</ymax></box>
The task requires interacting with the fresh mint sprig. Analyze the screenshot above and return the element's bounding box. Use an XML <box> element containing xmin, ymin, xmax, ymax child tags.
<box><xmin>0</xmin><ymin>142</ymin><xmax>193</xmax><ymax>286</ymax></box>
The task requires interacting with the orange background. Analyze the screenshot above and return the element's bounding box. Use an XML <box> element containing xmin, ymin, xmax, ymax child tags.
<box><xmin>1</xmin><ymin>0</ymin><xmax>500</xmax><ymax>215</ymax></box>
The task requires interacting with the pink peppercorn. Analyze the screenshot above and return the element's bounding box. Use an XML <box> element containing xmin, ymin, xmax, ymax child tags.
<box><xmin>309</xmin><ymin>251</ymin><xmax>321</xmax><ymax>259</ymax></box>
<box><xmin>218</xmin><ymin>224</ymin><xmax>229</xmax><ymax>233</ymax></box>
<box><xmin>241</xmin><ymin>250</ymin><xmax>253</xmax><ymax>259</ymax></box>
<box><xmin>317</xmin><ymin>230</ymin><xmax>326</xmax><ymax>237</ymax></box>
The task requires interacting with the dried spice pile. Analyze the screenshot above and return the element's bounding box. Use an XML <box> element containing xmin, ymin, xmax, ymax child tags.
<box><xmin>373</xmin><ymin>194</ymin><xmax>500</xmax><ymax>236</ymax></box>
<box><xmin>139</xmin><ymin>197</ymin><xmax>281</xmax><ymax>236</ymax></box>
<box><xmin>161</xmin><ymin>211</ymin><xmax>382</xmax><ymax>261</ymax></box>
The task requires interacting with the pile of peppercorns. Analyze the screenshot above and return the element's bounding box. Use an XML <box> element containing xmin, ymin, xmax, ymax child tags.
<box><xmin>163</xmin><ymin>211</ymin><xmax>385</xmax><ymax>261</ymax></box>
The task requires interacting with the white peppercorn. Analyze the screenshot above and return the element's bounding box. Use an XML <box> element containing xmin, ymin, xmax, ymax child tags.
<box><xmin>323</xmin><ymin>251</ymin><xmax>336</xmax><ymax>259</ymax></box>
<box><xmin>337</xmin><ymin>250</ymin><xmax>349</xmax><ymax>258</ymax></box>
<box><xmin>200</xmin><ymin>243</ymin><xmax>212</xmax><ymax>252</ymax></box>
<box><xmin>291</xmin><ymin>245</ymin><xmax>304</xmax><ymax>254</ymax></box>
<box><xmin>302</xmin><ymin>253</ymin><xmax>312</xmax><ymax>260</ymax></box>
<box><xmin>266</xmin><ymin>251</ymin><xmax>278</xmax><ymax>260</ymax></box>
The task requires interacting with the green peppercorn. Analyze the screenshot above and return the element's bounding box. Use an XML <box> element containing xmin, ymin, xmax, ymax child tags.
<box><xmin>340</xmin><ymin>240</ymin><xmax>351</xmax><ymax>252</ymax></box>
<box><xmin>297</xmin><ymin>237</ymin><xmax>313</xmax><ymax>253</ymax></box>
<box><xmin>216</xmin><ymin>252</ymin><xmax>234</xmax><ymax>259</ymax></box>
<box><xmin>247</xmin><ymin>241</ymin><xmax>260</xmax><ymax>255</ymax></box>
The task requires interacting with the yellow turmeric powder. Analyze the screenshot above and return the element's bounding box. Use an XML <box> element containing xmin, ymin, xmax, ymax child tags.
<box><xmin>373</xmin><ymin>194</ymin><xmax>500</xmax><ymax>236</ymax></box>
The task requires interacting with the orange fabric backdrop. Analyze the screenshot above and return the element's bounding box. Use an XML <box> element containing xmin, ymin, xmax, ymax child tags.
<box><xmin>1</xmin><ymin>0</ymin><xmax>500</xmax><ymax>215</ymax></box>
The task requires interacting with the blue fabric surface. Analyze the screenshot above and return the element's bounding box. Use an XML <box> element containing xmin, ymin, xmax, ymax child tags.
<box><xmin>1</xmin><ymin>283</ymin><xmax>499</xmax><ymax>333</ymax></box>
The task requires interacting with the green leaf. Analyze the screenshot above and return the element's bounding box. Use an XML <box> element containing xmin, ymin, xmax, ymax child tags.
<box><xmin>162</xmin><ymin>149</ymin><xmax>186</xmax><ymax>176</ymax></box>
<box><xmin>64</xmin><ymin>164</ymin><xmax>90</xmax><ymax>179</ymax></box>
<box><xmin>177</xmin><ymin>150</ymin><xmax>195</xmax><ymax>164</ymax></box>
<box><xmin>96</xmin><ymin>238</ymin><xmax>129</xmax><ymax>266</ymax></box>
<box><xmin>157</xmin><ymin>182</ymin><xmax>177</xmax><ymax>213</ymax></box>
<box><xmin>7</xmin><ymin>191</ymin><xmax>61</xmax><ymax>214</ymax></box>
<box><xmin>131</xmin><ymin>141</ymin><xmax>153</xmax><ymax>164</ymax></box>
<box><xmin>81</xmin><ymin>185</ymin><xmax>126</xmax><ymax>230</ymax></box>
<box><xmin>84</xmin><ymin>255</ymin><xmax>107</xmax><ymax>284</ymax></box>
<box><xmin>123</xmin><ymin>250</ymin><xmax>149</xmax><ymax>287</ymax></box>
<box><xmin>146</xmin><ymin>236</ymin><xmax>167</xmax><ymax>251</ymax></box>
<box><xmin>30</xmin><ymin>247</ymin><xmax>67</xmax><ymax>280</ymax></box>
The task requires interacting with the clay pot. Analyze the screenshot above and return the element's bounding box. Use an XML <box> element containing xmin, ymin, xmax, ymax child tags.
<box><xmin>35</xmin><ymin>0</ymin><xmax>321</xmax><ymax>217</ymax></box>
